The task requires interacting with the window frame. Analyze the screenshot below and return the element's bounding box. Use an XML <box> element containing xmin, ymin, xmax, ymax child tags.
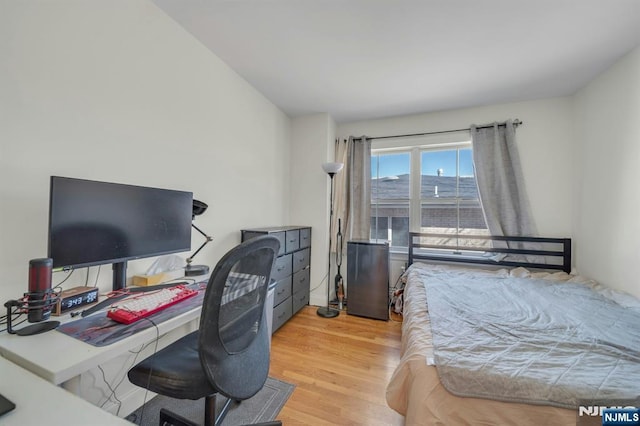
<box><xmin>371</xmin><ymin>133</ymin><xmax>485</xmax><ymax>253</ymax></box>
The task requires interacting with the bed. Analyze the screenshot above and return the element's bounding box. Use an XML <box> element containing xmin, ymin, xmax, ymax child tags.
<box><xmin>386</xmin><ymin>233</ymin><xmax>640</xmax><ymax>425</ymax></box>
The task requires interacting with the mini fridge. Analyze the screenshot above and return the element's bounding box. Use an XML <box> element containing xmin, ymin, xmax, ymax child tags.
<box><xmin>347</xmin><ymin>240</ymin><xmax>389</xmax><ymax>320</ymax></box>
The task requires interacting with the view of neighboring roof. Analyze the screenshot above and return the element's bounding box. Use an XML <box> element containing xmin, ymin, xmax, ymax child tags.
<box><xmin>372</xmin><ymin>174</ymin><xmax>479</xmax><ymax>199</ymax></box>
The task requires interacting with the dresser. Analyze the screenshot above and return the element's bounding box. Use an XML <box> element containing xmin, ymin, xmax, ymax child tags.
<box><xmin>241</xmin><ymin>226</ymin><xmax>311</xmax><ymax>333</ymax></box>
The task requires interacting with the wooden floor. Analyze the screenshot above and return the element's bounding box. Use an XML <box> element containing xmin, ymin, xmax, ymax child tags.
<box><xmin>269</xmin><ymin>305</ymin><xmax>405</xmax><ymax>425</ymax></box>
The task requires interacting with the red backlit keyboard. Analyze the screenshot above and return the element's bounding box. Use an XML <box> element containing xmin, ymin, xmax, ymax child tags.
<box><xmin>107</xmin><ymin>285</ymin><xmax>198</xmax><ymax>324</ymax></box>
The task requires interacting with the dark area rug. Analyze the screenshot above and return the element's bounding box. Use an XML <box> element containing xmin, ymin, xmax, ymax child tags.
<box><xmin>125</xmin><ymin>377</ymin><xmax>294</xmax><ymax>425</ymax></box>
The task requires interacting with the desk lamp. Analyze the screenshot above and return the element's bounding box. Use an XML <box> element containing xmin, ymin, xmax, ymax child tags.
<box><xmin>317</xmin><ymin>162</ymin><xmax>344</xmax><ymax>318</ymax></box>
<box><xmin>185</xmin><ymin>199</ymin><xmax>213</xmax><ymax>277</ymax></box>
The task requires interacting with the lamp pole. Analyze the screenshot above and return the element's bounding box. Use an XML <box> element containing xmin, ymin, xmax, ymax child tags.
<box><xmin>317</xmin><ymin>162</ymin><xmax>343</xmax><ymax>318</ymax></box>
<box><xmin>184</xmin><ymin>200</ymin><xmax>213</xmax><ymax>277</ymax></box>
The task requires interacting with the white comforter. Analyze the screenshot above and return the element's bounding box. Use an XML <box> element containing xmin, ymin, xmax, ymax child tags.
<box><xmin>420</xmin><ymin>264</ymin><xmax>640</xmax><ymax>408</ymax></box>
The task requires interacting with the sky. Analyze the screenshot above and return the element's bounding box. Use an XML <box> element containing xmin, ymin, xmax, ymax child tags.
<box><xmin>371</xmin><ymin>148</ymin><xmax>474</xmax><ymax>177</ymax></box>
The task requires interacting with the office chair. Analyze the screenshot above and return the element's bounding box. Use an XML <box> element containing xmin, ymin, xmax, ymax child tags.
<box><xmin>128</xmin><ymin>235</ymin><xmax>282</xmax><ymax>426</ymax></box>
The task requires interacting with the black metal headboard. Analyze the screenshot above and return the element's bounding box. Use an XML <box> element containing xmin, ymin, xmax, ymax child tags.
<box><xmin>408</xmin><ymin>232</ymin><xmax>572</xmax><ymax>273</ymax></box>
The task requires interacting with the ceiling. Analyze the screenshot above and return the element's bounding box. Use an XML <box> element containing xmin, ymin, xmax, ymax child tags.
<box><xmin>154</xmin><ymin>0</ymin><xmax>640</xmax><ymax>123</ymax></box>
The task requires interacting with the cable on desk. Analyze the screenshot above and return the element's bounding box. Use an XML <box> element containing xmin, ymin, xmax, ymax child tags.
<box><xmin>97</xmin><ymin>313</ymin><xmax>161</xmax><ymax>419</ymax></box>
<box><xmin>94</xmin><ymin>265</ymin><xmax>102</xmax><ymax>288</ymax></box>
<box><xmin>128</xmin><ymin>337</ymin><xmax>164</xmax><ymax>356</ymax></box>
<box><xmin>114</xmin><ymin>308</ymin><xmax>162</xmax><ymax>424</ymax></box>
<box><xmin>0</xmin><ymin>309</ymin><xmax>26</xmax><ymax>334</ymax></box>
<box><xmin>50</xmin><ymin>268</ymin><xmax>75</xmax><ymax>296</ymax></box>
<box><xmin>97</xmin><ymin>365</ymin><xmax>123</xmax><ymax>413</ymax></box>
<box><xmin>171</xmin><ymin>277</ymin><xmax>197</xmax><ymax>285</ymax></box>
<box><xmin>54</xmin><ymin>267</ymin><xmax>75</xmax><ymax>287</ymax></box>
<box><xmin>137</xmin><ymin>317</ymin><xmax>161</xmax><ymax>425</ymax></box>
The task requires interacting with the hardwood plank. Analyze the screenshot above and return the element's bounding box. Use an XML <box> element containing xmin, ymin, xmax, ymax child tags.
<box><xmin>269</xmin><ymin>306</ymin><xmax>404</xmax><ymax>425</ymax></box>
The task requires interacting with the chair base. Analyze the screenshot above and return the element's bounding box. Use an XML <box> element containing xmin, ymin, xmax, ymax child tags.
<box><xmin>158</xmin><ymin>394</ymin><xmax>237</xmax><ymax>426</ymax></box>
<box><xmin>160</xmin><ymin>408</ymin><xmax>196</xmax><ymax>426</ymax></box>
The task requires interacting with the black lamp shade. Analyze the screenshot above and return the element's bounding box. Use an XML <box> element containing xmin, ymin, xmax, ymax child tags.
<box><xmin>192</xmin><ymin>200</ymin><xmax>208</xmax><ymax>217</ymax></box>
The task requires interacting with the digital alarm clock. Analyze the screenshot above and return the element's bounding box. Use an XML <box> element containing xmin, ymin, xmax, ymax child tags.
<box><xmin>53</xmin><ymin>286</ymin><xmax>100</xmax><ymax>316</ymax></box>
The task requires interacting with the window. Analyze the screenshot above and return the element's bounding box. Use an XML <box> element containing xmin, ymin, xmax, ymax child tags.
<box><xmin>371</xmin><ymin>152</ymin><xmax>410</xmax><ymax>248</ymax></box>
<box><xmin>371</xmin><ymin>142</ymin><xmax>487</xmax><ymax>250</ymax></box>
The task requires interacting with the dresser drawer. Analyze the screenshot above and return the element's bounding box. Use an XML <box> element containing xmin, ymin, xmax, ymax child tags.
<box><xmin>285</xmin><ymin>230</ymin><xmax>300</xmax><ymax>253</ymax></box>
<box><xmin>273</xmin><ymin>276</ymin><xmax>292</xmax><ymax>306</ymax></box>
<box><xmin>271</xmin><ymin>254</ymin><xmax>292</xmax><ymax>281</ymax></box>
<box><xmin>292</xmin><ymin>268</ymin><xmax>310</xmax><ymax>295</ymax></box>
<box><xmin>299</xmin><ymin>228</ymin><xmax>311</xmax><ymax>249</ymax></box>
<box><xmin>292</xmin><ymin>289</ymin><xmax>309</xmax><ymax>314</ymax></box>
<box><xmin>272</xmin><ymin>297</ymin><xmax>292</xmax><ymax>332</ymax></box>
<box><xmin>272</xmin><ymin>232</ymin><xmax>286</xmax><ymax>256</ymax></box>
<box><xmin>242</xmin><ymin>230</ymin><xmax>286</xmax><ymax>256</ymax></box>
<box><xmin>292</xmin><ymin>248</ymin><xmax>310</xmax><ymax>273</ymax></box>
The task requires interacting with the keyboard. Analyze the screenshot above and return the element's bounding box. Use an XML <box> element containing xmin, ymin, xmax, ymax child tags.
<box><xmin>107</xmin><ymin>285</ymin><xmax>198</xmax><ymax>324</ymax></box>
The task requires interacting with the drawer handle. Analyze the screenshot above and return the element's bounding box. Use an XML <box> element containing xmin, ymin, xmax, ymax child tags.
<box><xmin>277</xmin><ymin>312</ymin><xmax>286</xmax><ymax>319</ymax></box>
<box><xmin>276</xmin><ymin>266</ymin><xmax>285</xmax><ymax>271</ymax></box>
<box><xmin>299</xmin><ymin>295</ymin><xmax>307</xmax><ymax>301</ymax></box>
<box><xmin>277</xmin><ymin>288</ymin><xmax>286</xmax><ymax>295</ymax></box>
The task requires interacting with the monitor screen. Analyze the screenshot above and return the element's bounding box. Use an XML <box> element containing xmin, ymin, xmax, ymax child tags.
<box><xmin>48</xmin><ymin>176</ymin><xmax>193</xmax><ymax>278</ymax></box>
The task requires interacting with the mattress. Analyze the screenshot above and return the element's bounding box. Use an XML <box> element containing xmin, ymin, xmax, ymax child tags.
<box><xmin>385</xmin><ymin>263</ymin><xmax>626</xmax><ymax>426</ymax></box>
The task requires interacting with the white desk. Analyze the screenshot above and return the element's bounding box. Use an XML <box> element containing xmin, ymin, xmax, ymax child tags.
<box><xmin>0</xmin><ymin>355</ymin><xmax>132</xmax><ymax>425</ymax></box>
<box><xmin>0</xmin><ymin>296</ymin><xmax>202</xmax><ymax>392</ymax></box>
<box><xmin>0</xmin><ymin>275</ymin><xmax>275</xmax><ymax>419</ymax></box>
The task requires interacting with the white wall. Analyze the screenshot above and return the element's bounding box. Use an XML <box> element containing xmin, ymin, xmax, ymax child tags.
<box><xmin>0</xmin><ymin>1</ymin><xmax>291</xmax><ymax>302</ymax></box>
<box><xmin>572</xmin><ymin>46</ymin><xmax>640</xmax><ymax>297</ymax></box>
<box><xmin>290</xmin><ymin>113</ymin><xmax>336</xmax><ymax>306</ymax></box>
<box><xmin>0</xmin><ymin>0</ymin><xmax>290</xmax><ymax>414</ymax></box>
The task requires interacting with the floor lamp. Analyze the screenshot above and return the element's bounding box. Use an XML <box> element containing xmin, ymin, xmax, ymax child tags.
<box><xmin>317</xmin><ymin>162</ymin><xmax>344</xmax><ymax>318</ymax></box>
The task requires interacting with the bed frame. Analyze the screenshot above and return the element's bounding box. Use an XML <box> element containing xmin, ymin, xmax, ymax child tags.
<box><xmin>408</xmin><ymin>232</ymin><xmax>572</xmax><ymax>273</ymax></box>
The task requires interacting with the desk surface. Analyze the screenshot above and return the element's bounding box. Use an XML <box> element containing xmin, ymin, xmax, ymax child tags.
<box><xmin>0</xmin><ymin>356</ymin><xmax>132</xmax><ymax>425</ymax></box>
<box><xmin>0</xmin><ymin>294</ymin><xmax>202</xmax><ymax>386</ymax></box>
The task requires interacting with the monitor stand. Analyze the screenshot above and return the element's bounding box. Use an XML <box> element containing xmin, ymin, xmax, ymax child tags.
<box><xmin>112</xmin><ymin>261</ymin><xmax>127</xmax><ymax>292</ymax></box>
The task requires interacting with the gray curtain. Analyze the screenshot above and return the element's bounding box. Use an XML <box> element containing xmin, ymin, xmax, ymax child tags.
<box><xmin>331</xmin><ymin>138</ymin><xmax>348</xmax><ymax>252</ymax></box>
<box><xmin>343</xmin><ymin>136</ymin><xmax>371</xmax><ymax>241</ymax></box>
<box><xmin>471</xmin><ymin>120</ymin><xmax>536</xmax><ymax>237</ymax></box>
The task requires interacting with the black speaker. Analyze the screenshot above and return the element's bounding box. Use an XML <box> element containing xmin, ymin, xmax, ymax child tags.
<box><xmin>27</xmin><ymin>258</ymin><xmax>54</xmax><ymax>322</ymax></box>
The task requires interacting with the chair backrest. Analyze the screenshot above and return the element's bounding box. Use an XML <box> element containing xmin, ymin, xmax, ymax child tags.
<box><xmin>198</xmin><ymin>235</ymin><xmax>280</xmax><ymax>400</ymax></box>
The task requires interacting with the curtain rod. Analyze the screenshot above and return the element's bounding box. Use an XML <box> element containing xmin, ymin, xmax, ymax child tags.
<box><xmin>351</xmin><ymin>119</ymin><xmax>522</xmax><ymax>142</ymax></box>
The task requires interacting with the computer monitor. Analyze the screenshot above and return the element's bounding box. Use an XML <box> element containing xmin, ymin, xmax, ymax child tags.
<box><xmin>48</xmin><ymin>176</ymin><xmax>193</xmax><ymax>291</ymax></box>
